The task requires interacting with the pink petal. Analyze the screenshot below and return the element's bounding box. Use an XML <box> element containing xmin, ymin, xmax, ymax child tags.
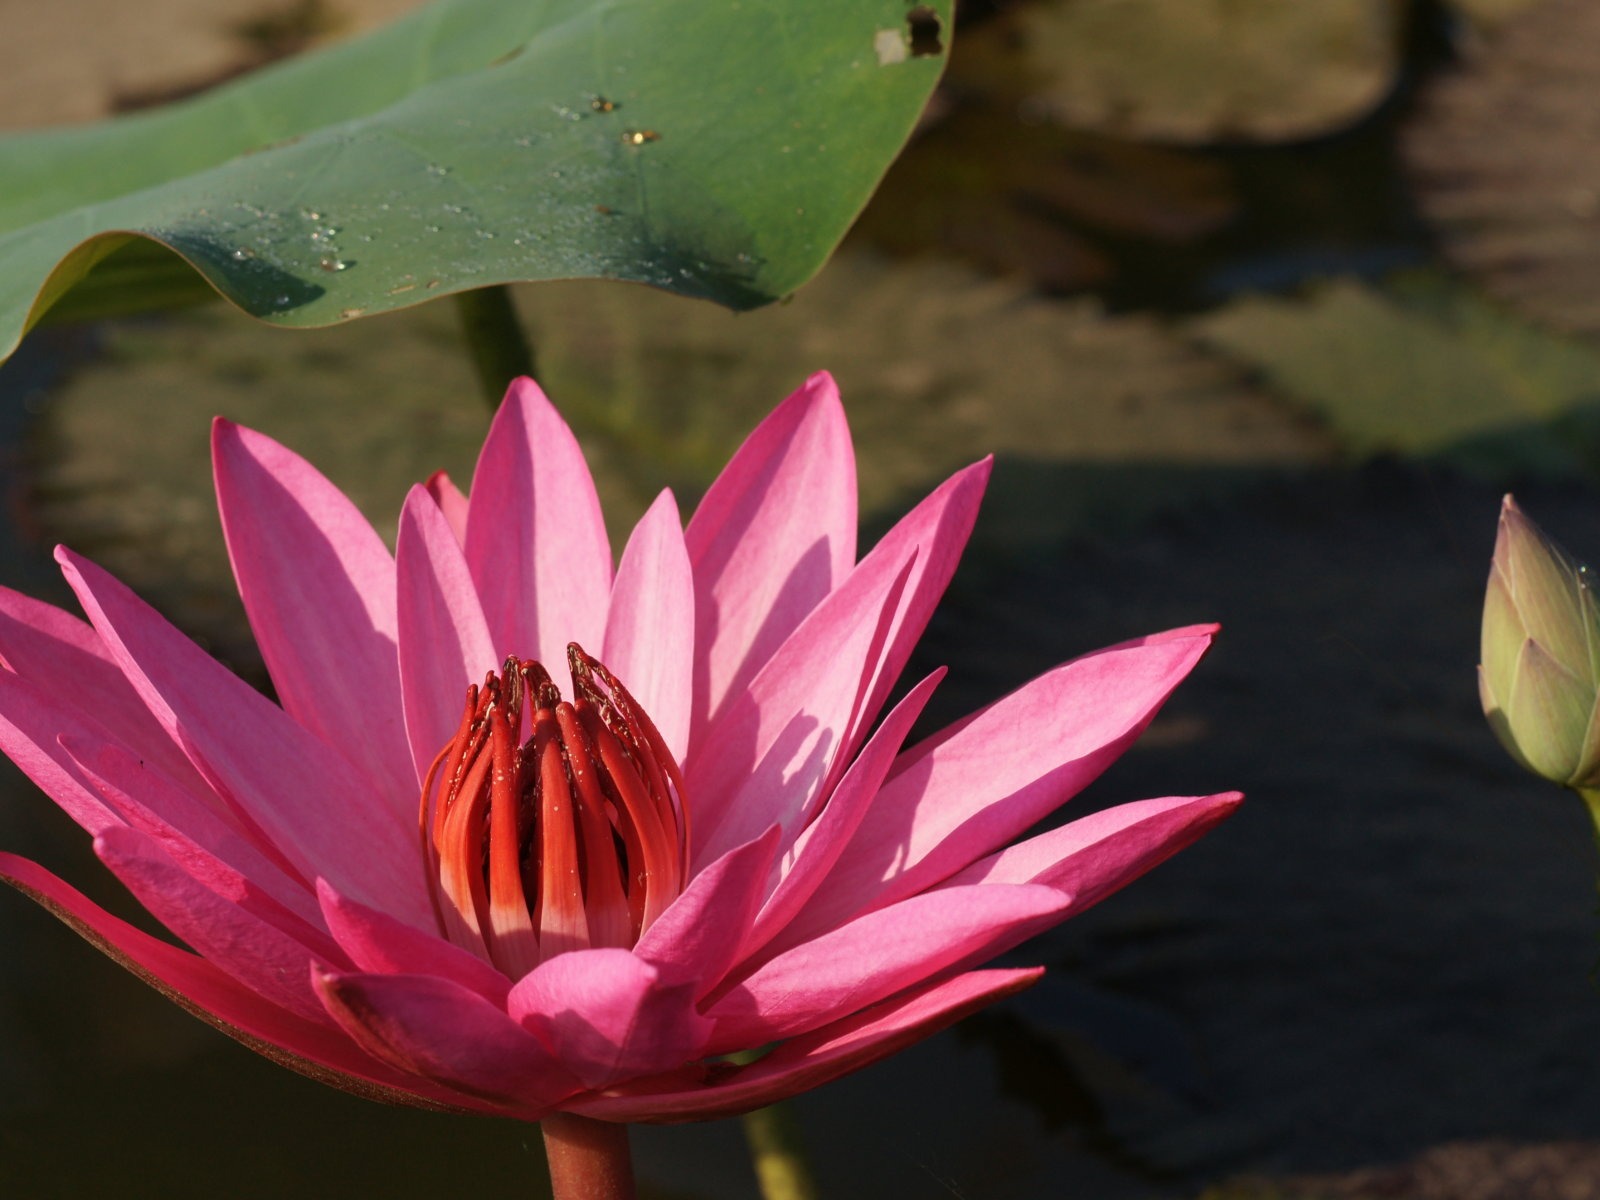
<box><xmin>316</xmin><ymin>880</ymin><xmax>510</xmax><ymax>1008</ymax></box>
<box><xmin>212</xmin><ymin>419</ymin><xmax>413</xmax><ymax>805</ymax></box>
<box><xmin>689</xmin><ymin>460</ymin><xmax>988</xmax><ymax>867</ymax></box>
<box><xmin>463</xmin><ymin>377</ymin><xmax>611</xmax><ymax>674</ymax></box>
<box><xmin>94</xmin><ymin>825</ymin><xmax>335</xmax><ymax>1023</ymax></box>
<box><xmin>687</xmin><ymin>550</ymin><xmax>916</xmax><ymax>867</ymax></box>
<box><xmin>0</xmin><ymin>851</ymin><xmax>483</xmax><ymax>1114</ymax></box>
<box><xmin>508</xmin><ymin>949</ymin><xmax>714</xmax><ymax>1090</ymax></box>
<box><xmin>940</xmin><ymin>793</ymin><xmax>1243</xmax><ymax>913</ymax></box>
<box><xmin>314</xmin><ymin>968</ymin><xmax>581</xmax><ymax>1113</ymax></box>
<box><xmin>0</xmin><ymin>667</ymin><xmax>123</xmax><ymax>835</ymax></box>
<box><xmin>778</xmin><ymin>628</ymin><xmax>1216</xmax><ymax>946</ymax></box>
<box><xmin>0</xmin><ymin>584</ymin><xmax>201</xmax><ymax>788</ymax></box>
<box><xmin>568</xmin><ymin>967</ymin><xmax>1042</xmax><ymax>1122</ymax></box>
<box><xmin>603</xmin><ymin>490</ymin><xmax>694</xmax><ymax>762</ymax></box>
<box><xmin>395</xmin><ymin>485</ymin><xmax>498</xmax><ymax>784</ymax></box>
<box><xmin>66</xmin><ymin>737</ymin><xmax>324</xmax><ymax>935</ymax></box>
<box><xmin>704</xmin><ymin>883</ymin><xmax>1068</xmax><ymax>1051</ymax></box>
<box><xmin>741</xmin><ymin>670</ymin><xmax>944</xmax><ymax>959</ymax></box>
<box><xmin>684</xmin><ymin>373</ymin><xmax>856</xmax><ymax>749</ymax></box>
<box><xmin>424</xmin><ymin>470</ymin><xmax>470</xmax><ymax>545</ymax></box>
<box><xmin>633</xmin><ymin>826</ymin><xmax>781</xmax><ymax>997</ymax></box>
<box><xmin>823</xmin><ymin>459</ymin><xmax>989</xmax><ymax>797</ymax></box>
<box><xmin>57</xmin><ymin>548</ymin><xmax>430</xmax><ymax>928</ymax></box>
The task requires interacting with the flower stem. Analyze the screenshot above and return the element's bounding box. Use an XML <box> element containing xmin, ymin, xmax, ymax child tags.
<box><xmin>741</xmin><ymin>1103</ymin><xmax>820</xmax><ymax>1200</ymax></box>
<box><xmin>541</xmin><ymin>1113</ymin><xmax>635</xmax><ymax>1200</ymax></box>
<box><xmin>454</xmin><ymin>284</ymin><xmax>537</xmax><ymax>405</ymax></box>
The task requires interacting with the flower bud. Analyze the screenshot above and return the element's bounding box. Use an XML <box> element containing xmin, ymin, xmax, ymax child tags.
<box><xmin>1480</xmin><ymin>495</ymin><xmax>1600</xmax><ymax>787</ymax></box>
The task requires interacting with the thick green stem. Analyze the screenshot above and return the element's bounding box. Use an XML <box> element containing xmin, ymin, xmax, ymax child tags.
<box><xmin>541</xmin><ymin>1113</ymin><xmax>635</xmax><ymax>1200</ymax></box>
<box><xmin>1578</xmin><ymin>787</ymin><xmax>1600</xmax><ymax>857</ymax></box>
<box><xmin>454</xmin><ymin>285</ymin><xmax>537</xmax><ymax>405</ymax></box>
<box><xmin>740</xmin><ymin>1102</ymin><xmax>820</xmax><ymax>1200</ymax></box>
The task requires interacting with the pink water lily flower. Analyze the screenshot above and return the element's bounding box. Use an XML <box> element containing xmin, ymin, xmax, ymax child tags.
<box><xmin>0</xmin><ymin>373</ymin><xmax>1237</xmax><ymax>1127</ymax></box>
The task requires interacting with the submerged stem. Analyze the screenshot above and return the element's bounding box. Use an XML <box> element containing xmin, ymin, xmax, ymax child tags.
<box><xmin>541</xmin><ymin>1113</ymin><xmax>635</xmax><ymax>1200</ymax></box>
<box><xmin>741</xmin><ymin>1102</ymin><xmax>820</xmax><ymax>1200</ymax></box>
<box><xmin>454</xmin><ymin>284</ymin><xmax>537</xmax><ymax>405</ymax></box>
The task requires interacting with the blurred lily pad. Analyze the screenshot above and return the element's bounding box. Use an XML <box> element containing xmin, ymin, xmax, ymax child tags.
<box><xmin>1404</xmin><ymin>0</ymin><xmax>1600</xmax><ymax>338</ymax></box>
<box><xmin>25</xmin><ymin>251</ymin><xmax>1332</xmax><ymax>665</ymax></box>
<box><xmin>963</xmin><ymin>0</ymin><xmax>1402</xmax><ymax>145</ymax></box>
<box><xmin>1189</xmin><ymin>275</ymin><xmax>1600</xmax><ymax>476</ymax></box>
<box><xmin>0</xmin><ymin>0</ymin><xmax>952</xmax><ymax>363</ymax></box>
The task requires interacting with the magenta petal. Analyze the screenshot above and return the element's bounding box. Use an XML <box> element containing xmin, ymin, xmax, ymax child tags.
<box><xmin>463</xmin><ymin>377</ymin><xmax>611</xmax><ymax>674</ymax></box>
<box><xmin>0</xmin><ymin>668</ymin><xmax>122</xmax><ymax>836</ymax></box>
<box><xmin>705</xmin><ymin>883</ymin><xmax>1068</xmax><ymax>1050</ymax></box>
<box><xmin>212</xmin><ymin>419</ymin><xmax>413</xmax><ymax>806</ymax></box>
<box><xmin>741</xmin><ymin>670</ymin><xmax>944</xmax><ymax>959</ymax></box>
<box><xmin>689</xmin><ymin>460</ymin><xmax>989</xmax><ymax>866</ymax></box>
<box><xmin>66</xmin><ymin>737</ymin><xmax>324</xmax><ymax>934</ymax></box>
<box><xmin>0</xmin><ymin>851</ymin><xmax>481</xmax><ymax>1113</ymax></box>
<box><xmin>941</xmin><ymin>793</ymin><xmax>1243</xmax><ymax>913</ymax></box>
<box><xmin>684</xmin><ymin>373</ymin><xmax>856</xmax><ymax>748</ymax></box>
<box><xmin>94</xmin><ymin>825</ymin><xmax>336</xmax><ymax>1023</ymax></box>
<box><xmin>603</xmin><ymin>490</ymin><xmax>694</xmax><ymax>761</ymax></box>
<box><xmin>395</xmin><ymin>485</ymin><xmax>498</xmax><ymax>784</ymax></box>
<box><xmin>569</xmin><ymin>967</ymin><xmax>1042</xmax><ymax>1122</ymax></box>
<box><xmin>314</xmin><ymin>968</ymin><xmax>581</xmax><ymax>1112</ymax></box>
<box><xmin>633</xmin><ymin>826</ymin><xmax>781</xmax><ymax>997</ymax></box>
<box><xmin>316</xmin><ymin>880</ymin><xmax>510</xmax><ymax>1008</ymax></box>
<box><xmin>424</xmin><ymin>470</ymin><xmax>470</xmax><ymax>545</ymax></box>
<box><xmin>508</xmin><ymin>948</ymin><xmax>714</xmax><ymax>1090</ymax></box>
<box><xmin>57</xmin><ymin>548</ymin><xmax>430</xmax><ymax>928</ymax></box>
<box><xmin>0</xmin><ymin>585</ymin><xmax>201</xmax><ymax>788</ymax></box>
<box><xmin>687</xmin><ymin>550</ymin><xmax>915</xmax><ymax>867</ymax></box>
<box><xmin>782</xmin><ymin>629</ymin><xmax>1216</xmax><ymax>944</ymax></box>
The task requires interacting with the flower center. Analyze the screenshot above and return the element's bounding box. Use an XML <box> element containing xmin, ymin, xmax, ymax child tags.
<box><xmin>418</xmin><ymin>644</ymin><xmax>690</xmax><ymax>977</ymax></box>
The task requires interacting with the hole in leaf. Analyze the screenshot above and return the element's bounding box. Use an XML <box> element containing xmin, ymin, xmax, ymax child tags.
<box><xmin>906</xmin><ymin>6</ymin><xmax>943</xmax><ymax>57</ymax></box>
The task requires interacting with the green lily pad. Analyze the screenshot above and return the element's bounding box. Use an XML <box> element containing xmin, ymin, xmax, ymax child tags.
<box><xmin>0</xmin><ymin>0</ymin><xmax>952</xmax><ymax>363</ymax></box>
<box><xmin>1189</xmin><ymin>275</ymin><xmax>1600</xmax><ymax>476</ymax></box>
<box><xmin>1404</xmin><ymin>0</ymin><xmax>1600</xmax><ymax>338</ymax></box>
<box><xmin>966</xmin><ymin>0</ymin><xmax>1400</xmax><ymax>144</ymax></box>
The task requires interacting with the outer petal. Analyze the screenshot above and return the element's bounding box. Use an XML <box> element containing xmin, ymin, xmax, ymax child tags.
<box><xmin>395</xmin><ymin>486</ymin><xmax>498</xmax><ymax>784</ymax></box>
<box><xmin>463</xmin><ymin>377</ymin><xmax>611</xmax><ymax>675</ymax></box>
<box><xmin>508</xmin><ymin>949</ymin><xmax>714</xmax><ymax>1090</ymax></box>
<box><xmin>0</xmin><ymin>584</ymin><xmax>202</xmax><ymax>789</ymax></box>
<box><xmin>568</xmin><ymin>968</ymin><xmax>1042</xmax><ymax>1122</ymax></box>
<box><xmin>688</xmin><ymin>551</ymin><xmax>915</xmax><ymax>866</ymax></box>
<box><xmin>314</xmin><ymin>968</ymin><xmax>581</xmax><ymax>1113</ymax></box>
<box><xmin>94</xmin><ymin>826</ymin><xmax>336</xmax><ymax>1023</ymax></box>
<box><xmin>603</xmin><ymin>490</ymin><xmax>694</xmax><ymax>762</ymax></box>
<box><xmin>67</xmin><ymin>738</ymin><xmax>324</xmax><ymax>935</ymax></box>
<box><xmin>776</xmin><ymin>629</ymin><xmax>1216</xmax><ymax>948</ymax></box>
<box><xmin>689</xmin><ymin>460</ymin><xmax>988</xmax><ymax>866</ymax></box>
<box><xmin>633</xmin><ymin>826</ymin><xmax>781</xmax><ymax>996</ymax></box>
<box><xmin>316</xmin><ymin>880</ymin><xmax>511</xmax><ymax>1008</ymax></box>
<box><xmin>212</xmin><ymin>419</ymin><xmax>413</xmax><ymax>805</ymax></box>
<box><xmin>685</xmin><ymin>373</ymin><xmax>856</xmax><ymax>748</ymax></box>
<box><xmin>740</xmin><ymin>670</ymin><xmax>944</xmax><ymax>959</ymax></box>
<box><xmin>57</xmin><ymin>549</ymin><xmax>429</xmax><ymax>928</ymax></box>
<box><xmin>940</xmin><ymin>792</ymin><xmax>1243</xmax><ymax>912</ymax></box>
<box><xmin>704</xmin><ymin>883</ymin><xmax>1067</xmax><ymax>1050</ymax></box>
<box><xmin>0</xmin><ymin>852</ymin><xmax>484</xmax><ymax>1114</ymax></box>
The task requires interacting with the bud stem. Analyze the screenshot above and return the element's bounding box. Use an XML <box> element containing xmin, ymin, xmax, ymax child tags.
<box><xmin>1577</xmin><ymin>788</ymin><xmax>1600</xmax><ymax>859</ymax></box>
<box><xmin>541</xmin><ymin>1113</ymin><xmax>635</xmax><ymax>1200</ymax></box>
<box><xmin>741</xmin><ymin>1101</ymin><xmax>821</xmax><ymax>1200</ymax></box>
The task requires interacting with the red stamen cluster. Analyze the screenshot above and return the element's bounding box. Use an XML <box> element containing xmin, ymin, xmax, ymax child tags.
<box><xmin>419</xmin><ymin>645</ymin><xmax>690</xmax><ymax>977</ymax></box>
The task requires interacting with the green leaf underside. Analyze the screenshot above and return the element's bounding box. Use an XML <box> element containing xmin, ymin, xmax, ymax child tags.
<box><xmin>0</xmin><ymin>0</ymin><xmax>951</xmax><ymax>361</ymax></box>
